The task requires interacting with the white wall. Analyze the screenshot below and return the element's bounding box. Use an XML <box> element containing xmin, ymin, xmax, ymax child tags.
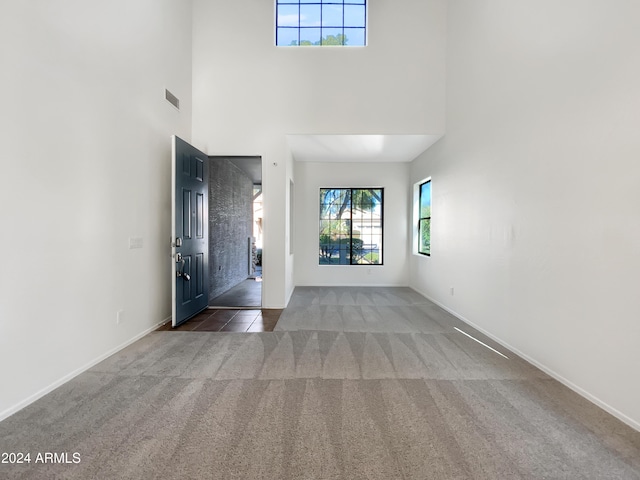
<box><xmin>295</xmin><ymin>162</ymin><xmax>410</xmax><ymax>286</ymax></box>
<box><xmin>410</xmin><ymin>0</ymin><xmax>640</xmax><ymax>429</ymax></box>
<box><xmin>285</xmin><ymin>142</ymin><xmax>296</xmax><ymax>304</ymax></box>
<box><xmin>191</xmin><ymin>0</ymin><xmax>446</xmax><ymax>306</ymax></box>
<box><xmin>0</xmin><ymin>0</ymin><xmax>193</xmax><ymax>419</ymax></box>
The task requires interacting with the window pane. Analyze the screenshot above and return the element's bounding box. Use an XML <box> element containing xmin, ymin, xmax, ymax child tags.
<box><xmin>321</xmin><ymin>28</ymin><xmax>345</xmax><ymax>45</ymax></box>
<box><xmin>300</xmin><ymin>27</ymin><xmax>321</xmax><ymax>45</ymax></box>
<box><xmin>277</xmin><ymin>28</ymin><xmax>299</xmax><ymax>46</ymax></box>
<box><xmin>350</xmin><ymin>189</ymin><xmax>381</xmax><ymax>265</ymax></box>
<box><xmin>419</xmin><ymin>219</ymin><xmax>431</xmax><ymax>255</ymax></box>
<box><xmin>327</xmin><ymin>220</ymin><xmax>341</xmax><ymax>235</ymax></box>
<box><xmin>420</xmin><ymin>181</ymin><xmax>431</xmax><ymax>218</ymax></box>
<box><xmin>277</xmin><ymin>4</ymin><xmax>299</xmax><ymax>27</ymax></box>
<box><xmin>365</xmin><ymin>245</ymin><xmax>381</xmax><ymax>264</ymax></box>
<box><xmin>320</xmin><ymin>188</ymin><xmax>349</xmax><ymax>218</ymax></box>
<box><xmin>343</xmin><ymin>28</ymin><xmax>365</xmax><ymax>46</ymax></box>
<box><xmin>344</xmin><ymin>4</ymin><xmax>366</xmax><ymax>27</ymax></box>
<box><xmin>322</xmin><ymin>4</ymin><xmax>343</xmax><ymax>27</ymax></box>
<box><xmin>353</xmin><ymin>188</ymin><xmax>381</xmax><ymax>213</ymax></box>
<box><xmin>300</xmin><ymin>4</ymin><xmax>321</xmax><ymax>27</ymax></box>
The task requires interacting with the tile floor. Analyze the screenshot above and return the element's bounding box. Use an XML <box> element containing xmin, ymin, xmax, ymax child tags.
<box><xmin>156</xmin><ymin>308</ymin><xmax>282</xmax><ymax>333</ymax></box>
<box><xmin>209</xmin><ymin>278</ymin><xmax>261</xmax><ymax>308</ymax></box>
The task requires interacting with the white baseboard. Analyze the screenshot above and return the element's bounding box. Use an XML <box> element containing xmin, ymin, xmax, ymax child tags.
<box><xmin>410</xmin><ymin>287</ymin><xmax>640</xmax><ymax>433</ymax></box>
<box><xmin>285</xmin><ymin>284</ymin><xmax>296</xmax><ymax>308</ymax></box>
<box><xmin>0</xmin><ymin>317</ymin><xmax>170</xmax><ymax>422</ymax></box>
<box><xmin>294</xmin><ymin>283</ymin><xmax>409</xmax><ymax>288</ymax></box>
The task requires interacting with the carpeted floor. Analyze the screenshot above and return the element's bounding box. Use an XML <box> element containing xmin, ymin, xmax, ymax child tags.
<box><xmin>1</xmin><ymin>287</ymin><xmax>639</xmax><ymax>479</ymax></box>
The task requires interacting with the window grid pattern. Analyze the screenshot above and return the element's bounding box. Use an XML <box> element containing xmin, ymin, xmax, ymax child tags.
<box><xmin>418</xmin><ymin>180</ymin><xmax>431</xmax><ymax>256</ymax></box>
<box><xmin>276</xmin><ymin>0</ymin><xmax>366</xmax><ymax>46</ymax></box>
<box><xmin>319</xmin><ymin>188</ymin><xmax>382</xmax><ymax>265</ymax></box>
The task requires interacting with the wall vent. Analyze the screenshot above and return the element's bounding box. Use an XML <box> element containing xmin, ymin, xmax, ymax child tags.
<box><xmin>165</xmin><ymin>89</ymin><xmax>180</xmax><ymax>110</ymax></box>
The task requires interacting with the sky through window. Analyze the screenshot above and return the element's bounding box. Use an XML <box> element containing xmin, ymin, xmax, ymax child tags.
<box><xmin>276</xmin><ymin>1</ymin><xmax>367</xmax><ymax>46</ymax></box>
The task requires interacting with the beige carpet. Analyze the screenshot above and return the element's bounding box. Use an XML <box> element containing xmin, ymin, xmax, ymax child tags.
<box><xmin>1</xmin><ymin>288</ymin><xmax>639</xmax><ymax>479</ymax></box>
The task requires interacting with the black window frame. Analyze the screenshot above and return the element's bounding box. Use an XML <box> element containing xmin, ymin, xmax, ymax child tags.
<box><xmin>418</xmin><ymin>179</ymin><xmax>431</xmax><ymax>256</ymax></box>
<box><xmin>276</xmin><ymin>0</ymin><xmax>367</xmax><ymax>47</ymax></box>
<box><xmin>319</xmin><ymin>187</ymin><xmax>383</xmax><ymax>266</ymax></box>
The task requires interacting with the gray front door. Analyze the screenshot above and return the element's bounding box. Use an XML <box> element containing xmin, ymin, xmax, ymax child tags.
<box><xmin>172</xmin><ymin>136</ymin><xmax>209</xmax><ymax>327</ymax></box>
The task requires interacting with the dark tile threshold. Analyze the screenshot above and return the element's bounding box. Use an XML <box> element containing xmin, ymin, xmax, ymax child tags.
<box><xmin>157</xmin><ymin>309</ymin><xmax>283</xmax><ymax>332</ymax></box>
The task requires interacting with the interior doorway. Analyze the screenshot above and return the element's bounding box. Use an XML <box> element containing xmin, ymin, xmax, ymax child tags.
<box><xmin>207</xmin><ymin>155</ymin><xmax>263</xmax><ymax>308</ymax></box>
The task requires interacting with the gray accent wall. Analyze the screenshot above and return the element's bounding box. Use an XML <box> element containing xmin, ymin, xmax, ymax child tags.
<box><xmin>209</xmin><ymin>157</ymin><xmax>254</xmax><ymax>302</ymax></box>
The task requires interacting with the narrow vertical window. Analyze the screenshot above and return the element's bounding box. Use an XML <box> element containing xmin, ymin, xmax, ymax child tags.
<box><xmin>276</xmin><ymin>0</ymin><xmax>367</xmax><ymax>47</ymax></box>
<box><xmin>418</xmin><ymin>180</ymin><xmax>431</xmax><ymax>256</ymax></box>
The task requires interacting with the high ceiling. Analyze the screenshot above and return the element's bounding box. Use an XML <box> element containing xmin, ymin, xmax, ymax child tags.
<box><xmin>210</xmin><ymin>135</ymin><xmax>443</xmax><ymax>184</ymax></box>
<box><xmin>287</xmin><ymin>134</ymin><xmax>443</xmax><ymax>163</ymax></box>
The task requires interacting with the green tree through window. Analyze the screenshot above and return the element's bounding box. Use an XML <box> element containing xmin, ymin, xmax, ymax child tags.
<box><xmin>319</xmin><ymin>188</ymin><xmax>383</xmax><ymax>265</ymax></box>
<box><xmin>294</xmin><ymin>34</ymin><xmax>348</xmax><ymax>46</ymax></box>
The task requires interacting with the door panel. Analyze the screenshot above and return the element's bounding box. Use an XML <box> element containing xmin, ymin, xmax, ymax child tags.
<box><xmin>196</xmin><ymin>253</ymin><xmax>204</xmax><ymax>296</ymax></box>
<box><xmin>183</xmin><ymin>190</ymin><xmax>192</xmax><ymax>239</ymax></box>
<box><xmin>196</xmin><ymin>193</ymin><xmax>204</xmax><ymax>238</ymax></box>
<box><xmin>172</xmin><ymin>136</ymin><xmax>209</xmax><ymax>327</ymax></box>
<box><xmin>181</xmin><ymin>255</ymin><xmax>192</xmax><ymax>304</ymax></box>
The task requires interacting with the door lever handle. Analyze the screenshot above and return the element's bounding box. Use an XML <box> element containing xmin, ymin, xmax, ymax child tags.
<box><xmin>176</xmin><ymin>257</ymin><xmax>190</xmax><ymax>281</ymax></box>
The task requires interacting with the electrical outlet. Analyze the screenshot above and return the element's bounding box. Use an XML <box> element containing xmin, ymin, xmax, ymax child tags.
<box><xmin>117</xmin><ymin>310</ymin><xmax>125</xmax><ymax>325</ymax></box>
<box><xmin>450</xmin><ymin>287</ymin><xmax>454</xmax><ymax>296</ymax></box>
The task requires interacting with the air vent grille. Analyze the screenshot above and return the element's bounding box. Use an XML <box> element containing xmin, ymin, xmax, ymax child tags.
<box><xmin>165</xmin><ymin>89</ymin><xmax>180</xmax><ymax>110</ymax></box>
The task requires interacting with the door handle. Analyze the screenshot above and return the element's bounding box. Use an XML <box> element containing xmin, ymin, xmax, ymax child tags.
<box><xmin>175</xmin><ymin>255</ymin><xmax>190</xmax><ymax>281</ymax></box>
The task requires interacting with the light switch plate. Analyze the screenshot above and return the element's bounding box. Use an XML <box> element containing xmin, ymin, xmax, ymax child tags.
<box><xmin>129</xmin><ymin>237</ymin><xmax>143</xmax><ymax>249</ymax></box>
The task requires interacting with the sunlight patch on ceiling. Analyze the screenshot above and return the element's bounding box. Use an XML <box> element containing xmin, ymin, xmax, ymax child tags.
<box><xmin>286</xmin><ymin>134</ymin><xmax>443</xmax><ymax>163</ymax></box>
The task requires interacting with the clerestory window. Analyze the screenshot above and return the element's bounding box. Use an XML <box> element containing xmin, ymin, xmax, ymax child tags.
<box><xmin>276</xmin><ymin>0</ymin><xmax>367</xmax><ymax>46</ymax></box>
<box><xmin>319</xmin><ymin>188</ymin><xmax>382</xmax><ymax>265</ymax></box>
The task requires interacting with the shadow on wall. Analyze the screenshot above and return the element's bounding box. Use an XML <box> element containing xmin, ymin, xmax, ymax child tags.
<box><xmin>208</xmin><ymin>156</ymin><xmax>262</xmax><ymax>306</ymax></box>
